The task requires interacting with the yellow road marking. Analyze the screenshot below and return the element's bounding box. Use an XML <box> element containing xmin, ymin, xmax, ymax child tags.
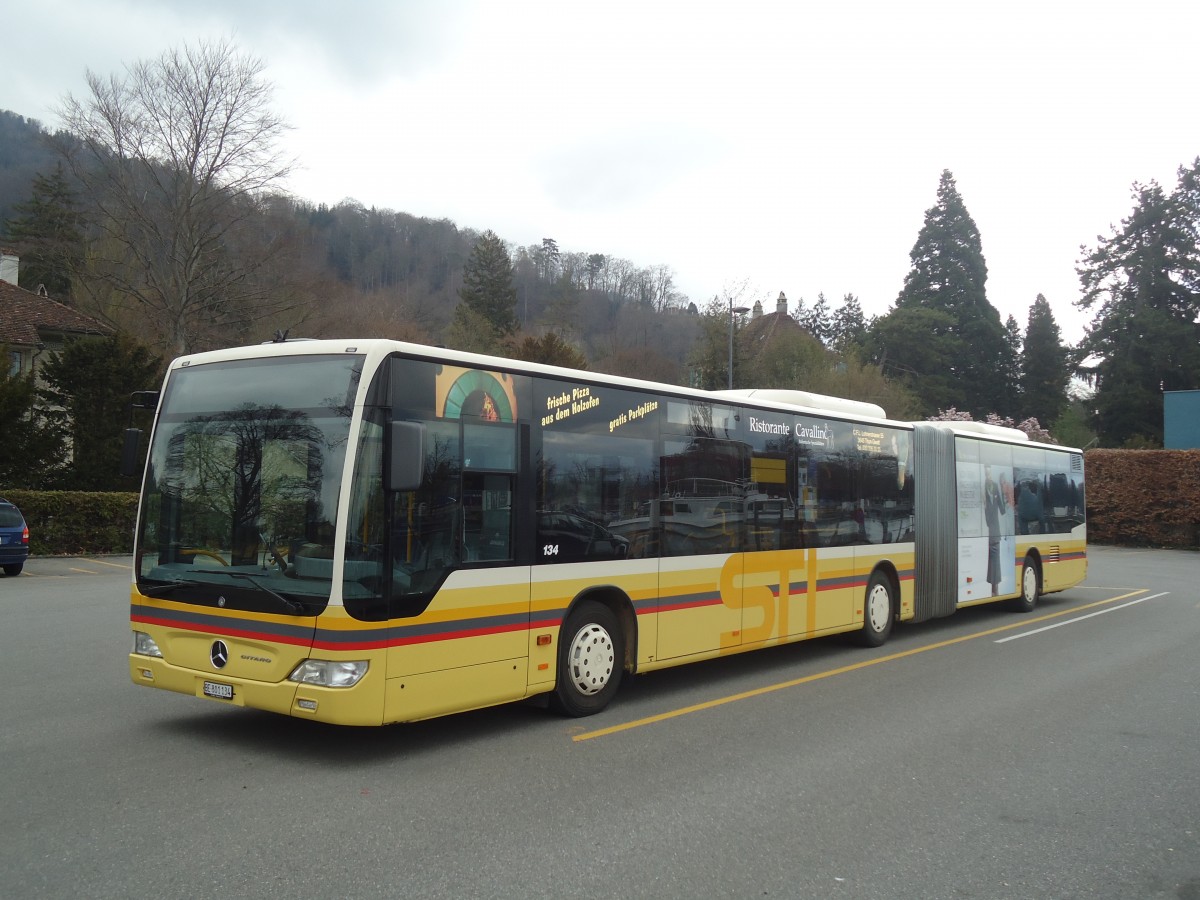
<box><xmin>69</xmin><ymin>567</ymin><xmax>96</xmax><ymax>574</ymax></box>
<box><xmin>86</xmin><ymin>558</ymin><xmax>129</xmax><ymax>570</ymax></box>
<box><xmin>573</xmin><ymin>589</ymin><xmax>1149</xmax><ymax>742</ymax></box>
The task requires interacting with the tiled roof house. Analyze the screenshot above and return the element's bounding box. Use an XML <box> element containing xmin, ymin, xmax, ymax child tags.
<box><xmin>1</xmin><ymin>249</ymin><xmax>113</xmax><ymax>380</ymax></box>
<box><xmin>741</xmin><ymin>291</ymin><xmax>813</xmax><ymax>353</ymax></box>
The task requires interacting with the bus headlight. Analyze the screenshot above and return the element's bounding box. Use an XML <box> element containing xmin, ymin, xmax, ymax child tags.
<box><xmin>133</xmin><ymin>631</ymin><xmax>163</xmax><ymax>658</ymax></box>
<box><xmin>288</xmin><ymin>660</ymin><xmax>368</xmax><ymax>687</ymax></box>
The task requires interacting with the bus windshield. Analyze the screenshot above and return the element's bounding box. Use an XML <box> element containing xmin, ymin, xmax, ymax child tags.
<box><xmin>135</xmin><ymin>353</ymin><xmax>363</xmax><ymax>614</ymax></box>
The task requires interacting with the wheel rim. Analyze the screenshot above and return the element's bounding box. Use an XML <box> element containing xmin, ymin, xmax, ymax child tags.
<box><xmin>1023</xmin><ymin>564</ymin><xmax>1037</xmax><ymax>602</ymax></box>
<box><xmin>866</xmin><ymin>583</ymin><xmax>891</xmax><ymax>633</ymax></box>
<box><xmin>566</xmin><ymin>622</ymin><xmax>615</xmax><ymax>696</ymax></box>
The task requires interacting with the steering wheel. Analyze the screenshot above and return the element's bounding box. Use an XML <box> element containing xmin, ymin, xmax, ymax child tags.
<box><xmin>190</xmin><ymin>549</ymin><xmax>229</xmax><ymax>566</ymax></box>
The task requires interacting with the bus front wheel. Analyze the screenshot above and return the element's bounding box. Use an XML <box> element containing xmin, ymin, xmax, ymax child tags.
<box><xmin>854</xmin><ymin>571</ymin><xmax>895</xmax><ymax>647</ymax></box>
<box><xmin>550</xmin><ymin>600</ymin><xmax>624</xmax><ymax>717</ymax></box>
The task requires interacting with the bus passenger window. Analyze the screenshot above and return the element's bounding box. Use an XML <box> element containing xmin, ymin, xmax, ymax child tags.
<box><xmin>463</xmin><ymin>472</ymin><xmax>512</xmax><ymax>561</ymax></box>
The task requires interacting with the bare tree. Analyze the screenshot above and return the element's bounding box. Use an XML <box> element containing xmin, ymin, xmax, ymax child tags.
<box><xmin>57</xmin><ymin>39</ymin><xmax>297</xmax><ymax>354</ymax></box>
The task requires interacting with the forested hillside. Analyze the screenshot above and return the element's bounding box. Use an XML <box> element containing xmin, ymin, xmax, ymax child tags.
<box><xmin>0</xmin><ymin>108</ymin><xmax>708</xmax><ymax>382</ymax></box>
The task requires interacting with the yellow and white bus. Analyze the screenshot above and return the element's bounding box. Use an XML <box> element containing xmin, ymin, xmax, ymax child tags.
<box><xmin>129</xmin><ymin>339</ymin><xmax>1087</xmax><ymax>725</ymax></box>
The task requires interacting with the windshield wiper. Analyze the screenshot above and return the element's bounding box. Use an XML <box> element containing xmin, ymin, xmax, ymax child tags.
<box><xmin>224</xmin><ymin>571</ymin><xmax>309</xmax><ymax>616</ymax></box>
<box><xmin>139</xmin><ymin>579</ymin><xmax>197</xmax><ymax>599</ymax></box>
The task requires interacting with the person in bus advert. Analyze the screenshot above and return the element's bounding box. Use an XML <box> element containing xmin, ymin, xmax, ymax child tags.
<box><xmin>984</xmin><ymin>466</ymin><xmax>1008</xmax><ymax>596</ymax></box>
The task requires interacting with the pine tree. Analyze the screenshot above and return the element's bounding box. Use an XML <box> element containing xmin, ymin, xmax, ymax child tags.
<box><xmin>3</xmin><ymin>163</ymin><xmax>83</xmax><ymax>298</ymax></box>
<box><xmin>866</xmin><ymin>305</ymin><xmax>960</xmax><ymax>415</ymax></box>
<box><xmin>38</xmin><ymin>334</ymin><xmax>162</xmax><ymax>490</ymax></box>
<box><xmin>897</xmin><ymin>171</ymin><xmax>989</xmax><ymax>313</ymax></box>
<box><xmin>880</xmin><ymin>170</ymin><xmax>1008</xmax><ymax>416</ymax></box>
<box><xmin>999</xmin><ymin>314</ymin><xmax>1023</xmax><ymax>418</ymax></box>
<box><xmin>829</xmin><ymin>293</ymin><xmax>869</xmax><ymax>354</ymax></box>
<box><xmin>798</xmin><ymin>292</ymin><xmax>833</xmax><ymax>346</ymax></box>
<box><xmin>0</xmin><ymin>353</ymin><xmax>66</xmax><ymax>489</ymax></box>
<box><xmin>1077</xmin><ymin>160</ymin><xmax>1200</xmax><ymax>446</ymax></box>
<box><xmin>1020</xmin><ymin>295</ymin><xmax>1070</xmax><ymax>428</ymax></box>
<box><xmin>535</xmin><ymin>237</ymin><xmax>561</xmax><ymax>283</ymax></box>
<box><xmin>450</xmin><ymin>230</ymin><xmax>518</xmax><ymax>349</ymax></box>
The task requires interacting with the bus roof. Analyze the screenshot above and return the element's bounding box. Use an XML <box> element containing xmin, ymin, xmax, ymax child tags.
<box><xmin>168</xmin><ymin>337</ymin><xmax>895</xmax><ymax>428</ymax></box>
<box><xmin>915</xmin><ymin>420</ymin><xmax>1029</xmax><ymax>442</ymax></box>
<box><xmin>716</xmin><ymin>388</ymin><xmax>887</xmax><ymax>420</ymax></box>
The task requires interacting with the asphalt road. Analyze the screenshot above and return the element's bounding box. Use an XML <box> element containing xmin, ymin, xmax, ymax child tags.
<box><xmin>2</xmin><ymin>547</ymin><xmax>1198</xmax><ymax>899</ymax></box>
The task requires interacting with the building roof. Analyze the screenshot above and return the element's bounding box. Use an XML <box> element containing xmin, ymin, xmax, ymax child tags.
<box><xmin>741</xmin><ymin>307</ymin><xmax>812</xmax><ymax>352</ymax></box>
<box><xmin>0</xmin><ymin>278</ymin><xmax>113</xmax><ymax>346</ymax></box>
<box><xmin>739</xmin><ymin>292</ymin><xmax>818</xmax><ymax>356</ymax></box>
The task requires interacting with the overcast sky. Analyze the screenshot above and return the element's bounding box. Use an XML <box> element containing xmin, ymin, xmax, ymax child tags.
<box><xmin>7</xmin><ymin>1</ymin><xmax>1199</xmax><ymax>342</ymax></box>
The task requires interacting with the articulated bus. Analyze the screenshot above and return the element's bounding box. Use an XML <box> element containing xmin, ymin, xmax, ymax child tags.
<box><xmin>128</xmin><ymin>339</ymin><xmax>1087</xmax><ymax>725</ymax></box>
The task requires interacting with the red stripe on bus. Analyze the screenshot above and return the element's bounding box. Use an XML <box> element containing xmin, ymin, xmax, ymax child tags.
<box><xmin>657</xmin><ymin>596</ymin><xmax>722</xmax><ymax>613</ymax></box>
<box><xmin>131</xmin><ymin>612</ymin><xmax>313</xmax><ymax>647</ymax></box>
<box><xmin>311</xmin><ymin>621</ymin><xmax>530</xmax><ymax>651</ymax></box>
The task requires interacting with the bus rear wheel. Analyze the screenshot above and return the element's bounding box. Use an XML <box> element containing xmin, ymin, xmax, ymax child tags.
<box><xmin>854</xmin><ymin>571</ymin><xmax>895</xmax><ymax>647</ymax></box>
<box><xmin>1008</xmin><ymin>555</ymin><xmax>1040</xmax><ymax>613</ymax></box>
<box><xmin>550</xmin><ymin>600</ymin><xmax>624</xmax><ymax>717</ymax></box>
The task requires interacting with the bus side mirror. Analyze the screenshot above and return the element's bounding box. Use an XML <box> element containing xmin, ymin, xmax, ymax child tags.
<box><xmin>385</xmin><ymin>421</ymin><xmax>425</xmax><ymax>492</ymax></box>
<box><xmin>120</xmin><ymin>428</ymin><xmax>143</xmax><ymax>478</ymax></box>
<box><xmin>120</xmin><ymin>390</ymin><xmax>159</xmax><ymax>478</ymax></box>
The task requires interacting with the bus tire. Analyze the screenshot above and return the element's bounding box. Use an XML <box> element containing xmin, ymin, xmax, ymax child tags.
<box><xmin>1009</xmin><ymin>555</ymin><xmax>1040</xmax><ymax>613</ymax></box>
<box><xmin>550</xmin><ymin>600</ymin><xmax>624</xmax><ymax>717</ymax></box>
<box><xmin>854</xmin><ymin>571</ymin><xmax>895</xmax><ymax>647</ymax></box>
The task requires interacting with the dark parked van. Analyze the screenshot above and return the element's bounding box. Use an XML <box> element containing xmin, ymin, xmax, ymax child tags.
<box><xmin>0</xmin><ymin>497</ymin><xmax>29</xmax><ymax>576</ymax></box>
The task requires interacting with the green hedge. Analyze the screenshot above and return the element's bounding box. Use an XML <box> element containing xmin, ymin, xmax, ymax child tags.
<box><xmin>0</xmin><ymin>490</ymin><xmax>138</xmax><ymax>555</ymax></box>
<box><xmin>1083</xmin><ymin>449</ymin><xmax>1200</xmax><ymax>549</ymax></box>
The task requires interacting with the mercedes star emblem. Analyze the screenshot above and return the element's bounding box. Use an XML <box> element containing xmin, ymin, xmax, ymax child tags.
<box><xmin>210</xmin><ymin>640</ymin><xmax>230</xmax><ymax>669</ymax></box>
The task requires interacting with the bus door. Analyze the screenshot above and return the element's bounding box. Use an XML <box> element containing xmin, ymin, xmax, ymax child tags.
<box><xmin>378</xmin><ymin>372</ymin><xmax>532</xmax><ymax>722</ymax></box>
<box><xmin>853</xmin><ymin>426</ymin><xmax>916</xmax><ymax>622</ymax></box>
<box><xmin>656</xmin><ymin>432</ymin><xmax>746</xmax><ymax>660</ymax></box>
<box><xmin>794</xmin><ymin>418</ymin><xmax>858</xmax><ymax>633</ymax></box>
<box><xmin>742</xmin><ymin>416</ymin><xmax>807</xmax><ymax>644</ymax></box>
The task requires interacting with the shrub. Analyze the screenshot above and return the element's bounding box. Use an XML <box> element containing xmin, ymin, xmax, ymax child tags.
<box><xmin>0</xmin><ymin>490</ymin><xmax>138</xmax><ymax>555</ymax></box>
<box><xmin>1084</xmin><ymin>450</ymin><xmax>1200</xmax><ymax>548</ymax></box>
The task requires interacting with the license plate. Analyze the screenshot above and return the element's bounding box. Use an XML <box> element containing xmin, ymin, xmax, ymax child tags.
<box><xmin>203</xmin><ymin>680</ymin><xmax>234</xmax><ymax>700</ymax></box>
